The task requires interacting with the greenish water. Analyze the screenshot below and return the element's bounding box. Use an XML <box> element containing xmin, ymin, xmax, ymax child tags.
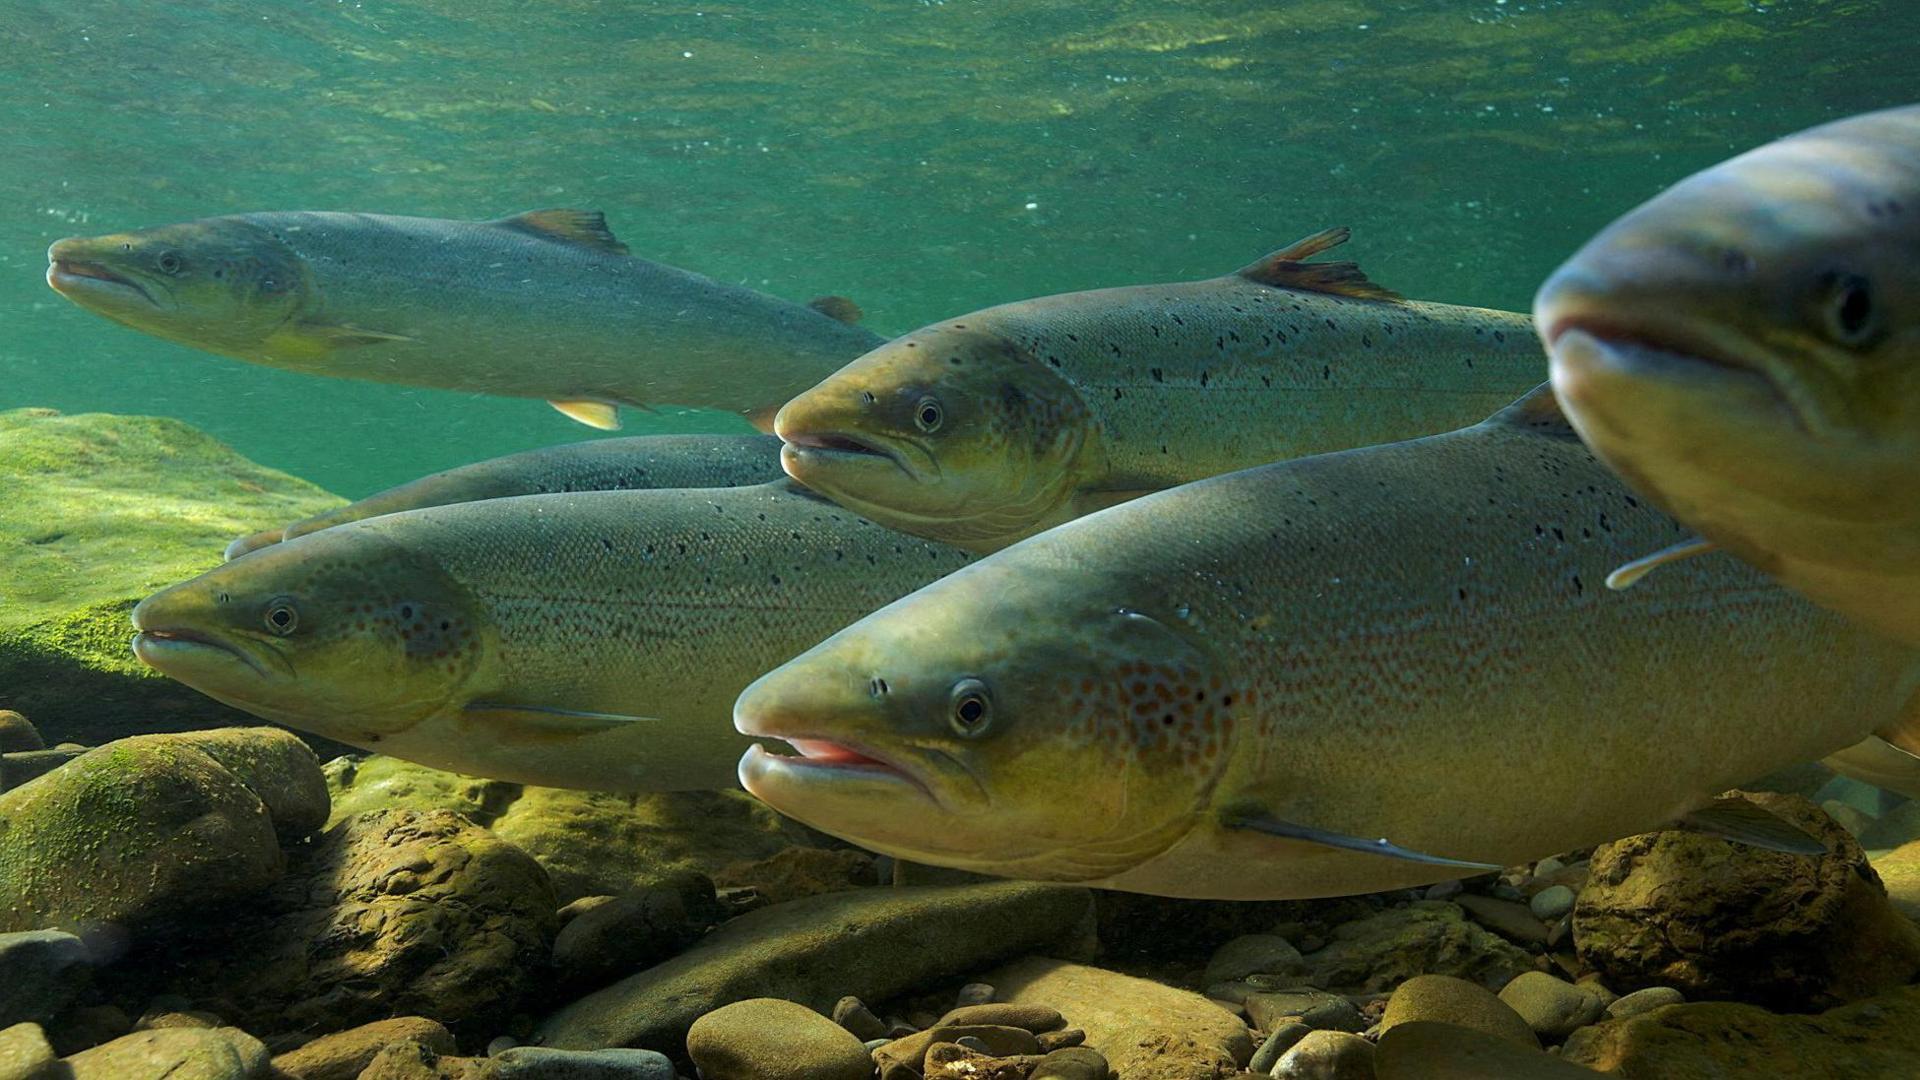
<box><xmin>1</xmin><ymin>0</ymin><xmax>1913</xmax><ymax>496</ymax></box>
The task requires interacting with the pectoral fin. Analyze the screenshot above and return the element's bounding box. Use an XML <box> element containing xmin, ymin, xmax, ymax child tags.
<box><xmin>549</xmin><ymin>399</ymin><xmax>623</xmax><ymax>430</ymax></box>
<box><xmin>1673</xmin><ymin>796</ymin><xmax>1829</xmax><ymax>855</ymax></box>
<box><xmin>266</xmin><ymin>321</ymin><xmax>414</xmax><ymax>359</ymax></box>
<box><xmin>1219</xmin><ymin>803</ymin><xmax>1501</xmax><ymax>870</ymax></box>
<box><xmin>1606</xmin><ymin>536</ymin><xmax>1720</xmax><ymax>590</ymax></box>
<box><xmin>462</xmin><ymin>702</ymin><xmax>660</xmax><ymax>746</ymax></box>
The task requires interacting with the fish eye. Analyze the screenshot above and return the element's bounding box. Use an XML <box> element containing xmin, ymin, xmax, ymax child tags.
<box><xmin>915</xmin><ymin>396</ymin><xmax>944</xmax><ymax>434</ymax></box>
<box><xmin>948</xmin><ymin>677</ymin><xmax>992</xmax><ymax>737</ymax></box>
<box><xmin>157</xmin><ymin>251</ymin><xmax>183</xmax><ymax>275</ymax></box>
<box><xmin>264</xmin><ymin>597</ymin><xmax>299</xmax><ymax>635</ymax></box>
<box><xmin>1820</xmin><ymin>272</ymin><xmax>1878</xmax><ymax>347</ymax></box>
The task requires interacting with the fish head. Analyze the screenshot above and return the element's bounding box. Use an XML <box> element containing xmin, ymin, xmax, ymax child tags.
<box><xmin>775</xmin><ymin>325</ymin><xmax>1096</xmax><ymax>549</ymax></box>
<box><xmin>131</xmin><ymin>528</ymin><xmax>493</xmax><ymax>746</ymax></box>
<box><xmin>736</xmin><ymin>559</ymin><xmax>1236</xmax><ymax>882</ymax></box>
<box><xmin>1536</xmin><ymin>105</ymin><xmax>1920</xmax><ymax>569</ymax></box>
<box><xmin>47</xmin><ymin>216</ymin><xmax>310</xmax><ymax>355</ymax></box>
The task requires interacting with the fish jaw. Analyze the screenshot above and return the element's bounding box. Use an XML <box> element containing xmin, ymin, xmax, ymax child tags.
<box><xmin>47</xmin><ymin>237</ymin><xmax>169</xmax><ymax>316</ymax></box>
<box><xmin>131</xmin><ymin>589</ymin><xmax>292</xmax><ymax>696</ymax></box>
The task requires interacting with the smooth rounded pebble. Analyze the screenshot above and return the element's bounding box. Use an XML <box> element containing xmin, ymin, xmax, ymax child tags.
<box><xmin>1029</xmin><ymin>1045</ymin><xmax>1111</xmax><ymax>1079</ymax></box>
<box><xmin>956</xmin><ymin>982</ymin><xmax>996</xmax><ymax>1007</ymax></box>
<box><xmin>1249</xmin><ymin>1021</ymin><xmax>1312</xmax><ymax>1072</ymax></box>
<box><xmin>686</xmin><ymin>999</ymin><xmax>871</xmax><ymax>1080</ymax></box>
<box><xmin>939</xmin><ymin>1003</ymin><xmax>1066</xmax><ymax>1033</ymax></box>
<box><xmin>1604</xmin><ymin>986</ymin><xmax>1685</xmax><ymax>1020</ymax></box>
<box><xmin>551</xmin><ymin>887</ymin><xmax>693</xmax><ymax>986</ymax></box>
<box><xmin>1245</xmin><ymin>988</ymin><xmax>1366</xmax><ymax>1033</ymax></box>
<box><xmin>0</xmin><ymin>930</ymin><xmax>91</xmax><ymax>1028</ymax></box>
<box><xmin>61</xmin><ymin>1027</ymin><xmax>269</xmax><ymax>1080</ymax></box>
<box><xmin>831</xmin><ymin>996</ymin><xmax>887</xmax><ymax>1042</ymax></box>
<box><xmin>272</xmin><ymin>1017</ymin><xmax>456</xmax><ymax>1080</ymax></box>
<box><xmin>1380</xmin><ymin>974</ymin><xmax>1537</xmax><ymax>1048</ymax></box>
<box><xmin>1499</xmin><ymin>972</ymin><xmax>1607</xmax><ymax>1041</ymax></box>
<box><xmin>0</xmin><ymin>1022</ymin><xmax>56</xmax><ymax>1079</ymax></box>
<box><xmin>1272</xmin><ymin>1029</ymin><xmax>1376</xmax><ymax>1079</ymax></box>
<box><xmin>1529</xmin><ymin>886</ymin><xmax>1576</xmax><ymax>922</ymax></box>
<box><xmin>494</xmin><ymin>1045</ymin><xmax>676</xmax><ymax>1078</ymax></box>
<box><xmin>1205</xmin><ymin>934</ymin><xmax>1303</xmax><ymax>985</ymax></box>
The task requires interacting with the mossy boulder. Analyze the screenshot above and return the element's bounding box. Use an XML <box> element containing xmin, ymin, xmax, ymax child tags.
<box><xmin>0</xmin><ymin>733</ymin><xmax>294</xmax><ymax>934</ymax></box>
<box><xmin>0</xmin><ymin>408</ymin><xmax>342</xmax><ymax>746</ymax></box>
<box><xmin>325</xmin><ymin>754</ymin><xmax>843</xmax><ymax>904</ymax></box>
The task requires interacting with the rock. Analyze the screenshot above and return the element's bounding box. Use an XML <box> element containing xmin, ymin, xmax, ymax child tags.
<box><xmin>322</xmin><ymin>755</ymin><xmax>515</xmax><ymax>828</ymax></box>
<box><xmin>983</xmin><ymin>957</ymin><xmax>1253</xmax><ymax>1080</ymax></box>
<box><xmin>163</xmin><ymin>808</ymin><xmax>555</xmax><ymax>1040</ymax></box>
<box><xmin>831</xmin><ymin>996</ymin><xmax>887</xmax><ymax>1042</ymax></box>
<box><xmin>1249</xmin><ymin>1022</ymin><xmax>1312</xmax><ymax>1073</ymax></box>
<box><xmin>1573</xmin><ymin>791</ymin><xmax>1920</xmax><ymax>1009</ymax></box>
<box><xmin>1378</xmin><ymin>974</ymin><xmax>1536</xmax><ymax>1048</ymax></box>
<box><xmin>0</xmin><ymin>1023</ymin><xmax>56</xmax><ymax>1080</ymax></box>
<box><xmin>492</xmin><ymin>1046</ymin><xmax>676</xmax><ymax>1078</ymax></box>
<box><xmin>1271</xmin><ymin>1030</ymin><xmax>1375</xmax><ymax>1079</ymax></box>
<box><xmin>1570</xmin><ymin>974</ymin><xmax>1616</xmax><ymax>1010</ymax></box>
<box><xmin>1374</xmin><ymin>1022</ymin><xmax>1606</xmax><ymax>1079</ymax></box>
<box><xmin>685</xmin><ymin>999</ymin><xmax>870</xmax><ymax>1080</ymax></box>
<box><xmin>551</xmin><ymin>887</ymin><xmax>695</xmax><ymax>988</ymax></box>
<box><xmin>0</xmin><ymin>931</ymin><xmax>90</xmax><ymax>1027</ymax></box>
<box><xmin>1</xmin><ymin>748</ymin><xmax>86</xmax><ymax>793</ymax></box>
<box><xmin>1823</xmin><ymin>798</ymin><xmax>1878</xmax><ymax>839</ymax></box>
<box><xmin>1035</xmin><ymin>1028</ymin><xmax>1086</xmax><ymax>1052</ymax></box>
<box><xmin>874</xmin><ymin>1024</ymin><xmax>1043</xmax><ymax>1074</ymax></box>
<box><xmin>1422</xmin><ymin>880</ymin><xmax>1463</xmax><ymax>902</ymax></box>
<box><xmin>1243</xmin><ymin>989</ymin><xmax>1366</xmax><ymax>1033</ymax></box>
<box><xmin>1863</xmin><ymin>800</ymin><xmax>1920</xmax><ymax>851</ymax></box>
<box><xmin>955</xmin><ymin>982</ymin><xmax>996</xmax><ymax>1008</ymax></box>
<box><xmin>0</xmin><ymin>738</ymin><xmax>285</xmax><ymax>934</ymax></box>
<box><xmin>1872</xmin><ymin>838</ymin><xmax>1920</xmax><ymax>920</ymax></box>
<box><xmin>1602</xmin><ymin>986</ymin><xmax>1683</xmax><ymax>1020</ymax></box>
<box><xmin>1204</xmin><ymin>933</ymin><xmax>1303</xmax><ymax>985</ymax></box>
<box><xmin>335</xmin><ymin>775</ymin><xmax>832</xmax><ymax>905</ymax></box>
<box><xmin>43</xmin><ymin>1005</ymin><xmax>129</xmax><ymax>1056</ymax></box>
<box><xmin>0</xmin><ymin>409</ymin><xmax>342</xmax><ymax>747</ymax></box>
<box><xmin>1527</xmin><ymin>886</ymin><xmax>1575</xmax><ymax>923</ymax></box>
<box><xmin>1497</xmin><ymin>972</ymin><xmax>1605</xmax><ymax>1041</ymax></box>
<box><xmin>136</xmin><ymin>1012</ymin><xmax>221</xmax><ymax>1031</ymax></box>
<box><xmin>536</xmin><ymin>881</ymin><xmax>1092</xmax><ymax>1051</ymax></box>
<box><xmin>269</xmin><ymin>1017</ymin><xmax>455</xmax><ymax>1080</ymax></box>
<box><xmin>1454</xmin><ymin>895</ymin><xmax>1549</xmax><ymax>947</ymax></box>
<box><xmin>1029</xmin><ymin>1046</ymin><xmax>1110</xmax><ymax>1079</ymax></box>
<box><xmin>1561</xmin><ymin>984</ymin><xmax>1920</xmax><ymax>1075</ymax></box>
<box><xmin>358</xmin><ymin>1040</ymin><xmax>501</xmax><ymax>1080</ymax></box>
<box><xmin>1289</xmin><ymin>902</ymin><xmax>1534</xmax><ymax>994</ymax></box>
<box><xmin>711</xmin><ymin>847</ymin><xmax>876</xmax><ymax>906</ymax></box>
<box><xmin>60</xmin><ymin>1027</ymin><xmax>270</xmax><ymax>1080</ymax></box>
<box><xmin>0</xmin><ymin>714</ymin><xmax>41</xmax><ymax>754</ymax></box>
<box><xmin>939</xmin><ymin>1003</ymin><xmax>1066</xmax><ymax>1033</ymax></box>
<box><xmin>152</xmin><ymin>728</ymin><xmax>329</xmax><ymax>843</ymax></box>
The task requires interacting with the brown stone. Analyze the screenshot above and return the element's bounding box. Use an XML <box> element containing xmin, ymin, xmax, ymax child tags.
<box><xmin>270</xmin><ymin>1017</ymin><xmax>455</xmax><ymax>1080</ymax></box>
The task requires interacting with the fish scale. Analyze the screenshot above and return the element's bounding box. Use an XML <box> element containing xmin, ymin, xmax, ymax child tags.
<box><xmin>735</xmin><ymin>387</ymin><xmax>1920</xmax><ymax>899</ymax></box>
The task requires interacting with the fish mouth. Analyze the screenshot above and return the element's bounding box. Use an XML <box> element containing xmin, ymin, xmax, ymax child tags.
<box><xmin>46</xmin><ymin>257</ymin><xmax>159</xmax><ymax>307</ymax></box>
<box><xmin>779</xmin><ymin>429</ymin><xmax>924</xmax><ymax>486</ymax></box>
<box><xmin>741</xmin><ymin>734</ymin><xmax>927</xmax><ymax>792</ymax></box>
<box><xmin>131</xmin><ymin>627</ymin><xmax>275</xmax><ymax>680</ymax></box>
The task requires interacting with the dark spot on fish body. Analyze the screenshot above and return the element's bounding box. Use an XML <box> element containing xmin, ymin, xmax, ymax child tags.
<box><xmin>1150</xmin><ymin>368</ymin><xmax>1164</xmax><ymax>382</ymax></box>
<box><xmin>1361</xmin><ymin>335</ymin><xmax>1372</xmax><ymax>348</ymax></box>
<box><xmin>1493</xmin><ymin>331</ymin><xmax>1506</xmax><ymax>342</ymax></box>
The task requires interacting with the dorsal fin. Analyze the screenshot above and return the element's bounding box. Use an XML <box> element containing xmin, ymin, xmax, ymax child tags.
<box><xmin>1235</xmin><ymin>227</ymin><xmax>1403</xmax><ymax>302</ymax></box>
<box><xmin>1483</xmin><ymin>383</ymin><xmax>1580</xmax><ymax>440</ymax></box>
<box><xmin>495</xmin><ymin>209</ymin><xmax>629</xmax><ymax>255</ymax></box>
<box><xmin>808</xmin><ymin>295</ymin><xmax>864</xmax><ymax>324</ymax></box>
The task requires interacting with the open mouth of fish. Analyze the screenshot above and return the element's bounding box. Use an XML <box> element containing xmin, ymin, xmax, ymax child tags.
<box><xmin>131</xmin><ymin>627</ymin><xmax>270</xmax><ymax>679</ymax></box>
<box><xmin>741</xmin><ymin>736</ymin><xmax>935</xmax><ymax>800</ymax></box>
<box><xmin>1544</xmin><ymin>314</ymin><xmax>1760</xmax><ymax>382</ymax></box>
<box><xmin>779</xmin><ymin>430</ymin><xmax>916</xmax><ymax>481</ymax></box>
<box><xmin>47</xmin><ymin>259</ymin><xmax>157</xmax><ymax>305</ymax></box>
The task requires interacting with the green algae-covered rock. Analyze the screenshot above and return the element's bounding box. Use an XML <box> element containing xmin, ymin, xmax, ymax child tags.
<box><xmin>0</xmin><ymin>408</ymin><xmax>342</xmax><ymax>746</ymax></box>
<box><xmin>60</xmin><ymin>1026</ymin><xmax>271</xmax><ymax>1080</ymax></box>
<box><xmin>1559</xmin><ymin>984</ymin><xmax>1920</xmax><ymax>1077</ymax></box>
<box><xmin>162</xmin><ymin>808</ymin><xmax>556</xmax><ymax>1041</ymax></box>
<box><xmin>534</xmin><ymin>881</ymin><xmax>1094</xmax><ymax>1053</ymax></box>
<box><xmin>325</xmin><ymin>755</ymin><xmax>841</xmax><ymax>904</ymax></box>
<box><xmin>983</xmin><ymin>958</ymin><xmax>1255</xmax><ymax>1080</ymax></box>
<box><xmin>0</xmin><ymin>736</ymin><xmax>284</xmax><ymax>933</ymax></box>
